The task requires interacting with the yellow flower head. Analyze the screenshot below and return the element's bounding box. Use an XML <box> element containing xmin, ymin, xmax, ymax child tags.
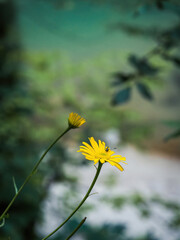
<box><xmin>78</xmin><ymin>137</ymin><xmax>126</xmax><ymax>171</ymax></box>
<box><xmin>68</xmin><ymin>112</ymin><xmax>86</xmax><ymax>129</ymax></box>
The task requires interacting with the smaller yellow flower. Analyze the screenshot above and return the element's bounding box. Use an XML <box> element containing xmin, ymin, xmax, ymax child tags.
<box><xmin>68</xmin><ymin>112</ymin><xmax>86</xmax><ymax>129</ymax></box>
<box><xmin>78</xmin><ymin>137</ymin><xmax>126</xmax><ymax>171</ymax></box>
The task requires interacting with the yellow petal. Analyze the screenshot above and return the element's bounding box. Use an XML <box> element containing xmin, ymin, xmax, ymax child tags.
<box><xmin>68</xmin><ymin>112</ymin><xmax>86</xmax><ymax>128</ymax></box>
<box><xmin>94</xmin><ymin>159</ymin><xmax>100</xmax><ymax>164</ymax></box>
<box><xmin>82</xmin><ymin>142</ymin><xmax>95</xmax><ymax>152</ymax></box>
<box><xmin>89</xmin><ymin>137</ymin><xmax>99</xmax><ymax>151</ymax></box>
<box><xmin>77</xmin><ymin>137</ymin><xmax>126</xmax><ymax>172</ymax></box>
<box><xmin>108</xmin><ymin>160</ymin><xmax>124</xmax><ymax>171</ymax></box>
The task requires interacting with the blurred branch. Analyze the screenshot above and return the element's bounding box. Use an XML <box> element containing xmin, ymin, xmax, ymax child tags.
<box><xmin>111</xmin><ymin>19</ymin><xmax>180</xmax><ymax>105</ymax></box>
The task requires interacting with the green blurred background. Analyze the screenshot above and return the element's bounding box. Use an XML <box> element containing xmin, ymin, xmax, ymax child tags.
<box><xmin>0</xmin><ymin>0</ymin><xmax>180</xmax><ymax>240</ymax></box>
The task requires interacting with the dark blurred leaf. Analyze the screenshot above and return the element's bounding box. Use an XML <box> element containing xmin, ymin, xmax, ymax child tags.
<box><xmin>112</xmin><ymin>72</ymin><xmax>134</xmax><ymax>86</ymax></box>
<box><xmin>162</xmin><ymin>53</ymin><xmax>180</xmax><ymax>66</ymax></box>
<box><xmin>164</xmin><ymin>128</ymin><xmax>180</xmax><ymax>142</ymax></box>
<box><xmin>167</xmin><ymin>56</ymin><xmax>180</xmax><ymax>67</ymax></box>
<box><xmin>136</xmin><ymin>83</ymin><xmax>153</xmax><ymax>100</ymax></box>
<box><xmin>172</xmin><ymin>56</ymin><xmax>180</xmax><ymax>66</ymax></box>
<box><xmin>156</xmin><ymin>0</ymin><xmax>165</xmax><ymax>10</ymax></box>
<box><xmin>158</xmin><ymin>24</ymin><xmax>180</xmax><ymax>49</ymax></box>
<box><xmin>158</xmin><ymin>36</ymin><xmax>174</xmax><ymax>50</ymax></box>
<box><xmin>111</xmin><ymin>87</ymin><xmax>131</xmax><ymax>105</ymax></box>
<box><xmin>128</xmin><ymin>55</ymin><xmax>159</xmax><ymax>76</ymax></box>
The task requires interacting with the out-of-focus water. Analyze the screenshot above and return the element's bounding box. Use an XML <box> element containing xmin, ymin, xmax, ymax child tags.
<box><xmin>38</xmin><ymin>145</ymin><xmax>180</xmax><ymax>240</ymax></box>
<box><xmin>16</xmin><ymin>0</ymin><xmax>178</xmax><ymax>60</ymax></box>
<box><xmin>37</xmin><ymin>129</ymin><xmax>180</xmax><ymax>240</ymax></box>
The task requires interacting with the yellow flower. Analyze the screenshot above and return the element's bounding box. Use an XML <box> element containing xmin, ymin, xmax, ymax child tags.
<box><xmin>78</xmin><ymin>137</ymin><xmax>126</xmax><ymax>171</ymax></box>
<box><xmin>68</xmin><ymin>112</ymin><xmax>86</xmax><ymax>129</ymax></box>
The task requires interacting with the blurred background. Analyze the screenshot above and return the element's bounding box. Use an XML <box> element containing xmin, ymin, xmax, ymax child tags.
<box><xmin>0</xmin><ymin>0</ymin><xmax>180</xmax><ymax>239</ymax></box>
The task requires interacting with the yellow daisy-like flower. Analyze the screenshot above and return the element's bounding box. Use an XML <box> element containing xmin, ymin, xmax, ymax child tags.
<box><xmin>68</xmin><ymin>112</ymin><xmax>86</xmax><ymax>129</ymax></box>
<box><xmin>78</xmin><ymin>137</ymin><xmax>126</xmax><ymax>171</ymax></box>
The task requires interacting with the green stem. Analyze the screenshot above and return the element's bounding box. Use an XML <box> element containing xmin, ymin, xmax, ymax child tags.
<box><xmin>0</xmin><ymin>127</ymin><xmax>71</xmax><ymax>222</ymax></box>
<box><xmin>42</xmin><ymin>162</ymin><xmax>103</xmax><ymax>240</ymax></box>
<box><xmin>65</xmin><ymin>217</ymin><xmax>87</xmax><ymax>240</ymax></box>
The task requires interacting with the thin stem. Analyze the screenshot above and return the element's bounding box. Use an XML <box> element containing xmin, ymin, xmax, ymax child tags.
<box><xmin>42</xmin><ymin>162</ymin><xmax>103</xmax><ymax>240</ymax></box>
<box><xmin>65</xmin><ymin>217</ymin><xmax>87</xmax><ymax>240</ymax></box>
<box><xmin>0</xmin><ymin>127</ymin><xmax>71</xmax><ymax>222</ymax></box>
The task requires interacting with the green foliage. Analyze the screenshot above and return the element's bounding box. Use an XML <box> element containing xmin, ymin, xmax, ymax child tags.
<box><xmin>163</xmin><ymin>121</ymin><xmax>180</xmax><ymax>129</ymax></box>
<box><xmin>100</xmin><ymin>194</ymin><xmax>126</xmax><ymax>210</ymax></box>
<box><xmin>163</xmin><ymin>121</ymin><xmax>180</xmax><ymax>141</ymax></box>
<box><xmin>130</xmin><ymin>194</ymin><xmax>151</xmax><ymax>218</ymax></box>
<box><xmin>112</xmin><ymin>87</ymin><xmax>131</xmax><ymax>105</ymax></box>
<box><xmin>128</xmin><ymin>55</ymin><xmax>159</xmax><ymax>76</ymax></box>
<box><xmin>136</xmin><ymin>83</ymin><xmax>153</xmax><ymax>101</ymax></box>
<box><xmin>164</xmin><ymin>128</ymin><xmax>180</xmax><ymax>142</ymax></box>
<box><xmin>21</xmin><ymin>50</ymin><xmax>151</xmax><ymax>145</ymax></box>
<box><xmin>169</xmin><ymin>212</ymin><xmax>180</xmax><ymax>229</ymax></box>
<box><xmin>151</xmin><ymin>196</ymin><xmax>180</xmax><ymax>229</ymax></box>
<box><xmin>108</xmin><ymin>196</ymin><xmax>126</xmax><ymax>209</ymax></box>
<box><xmin>110</xmin><ymin>0</ymin><xmax>180</xmax><ymax>106</ymax></box>
<box><xmin>136</xmin><ymin>232</ymin><xmax>160</xmax><ymax>240</ymax></box>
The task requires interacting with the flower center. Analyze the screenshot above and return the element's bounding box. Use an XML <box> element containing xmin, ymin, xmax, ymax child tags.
<box><xmin>97</xmin><ymin>152</ymin><xmax>110</xmax><ymax>160</ymax></box>
<box><xmin>101</xmin><ymin>153</ymin><xmax>106</xmax><ymax>156</ymax></box>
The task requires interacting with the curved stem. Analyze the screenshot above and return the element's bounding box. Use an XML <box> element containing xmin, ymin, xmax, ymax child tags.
<box><xmin>42</xmin><ymin>162</ymin><xmax>103</xmax><ymax>240</ymax></box>
<box><xmin>0</xmin><ymin>127</ymin><xmax>71</xmax><ymax>222</ymax></box>
<box><xmin>65</xmin><ymin>217</ymin><xmax>87</xmax><ymax>240</ymax></box>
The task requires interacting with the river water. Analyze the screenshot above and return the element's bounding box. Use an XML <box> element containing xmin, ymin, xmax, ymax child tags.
<box><xmin>38</xmin><ymin>144</ymin><xmax>180</xmax><ymax>240</ymax></box>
